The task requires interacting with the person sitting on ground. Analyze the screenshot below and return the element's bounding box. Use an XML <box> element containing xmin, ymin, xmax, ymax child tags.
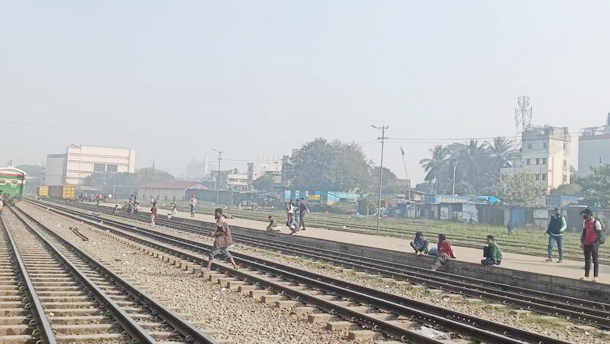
<box><xmin>431</xmin><ymin>234</ymin><xmax>456</xmax><ymax>271</ymax></box>
<box><xmin>113</xmin><ymin>205</ymin><xmax>118</xmax><ymax>213</ymax></box>
<box><xmin>481</xmin><ymin>235</ymin><xmax>502</xmax><ymax>266</ymax></box>
<box><xmin>410</xmin><ymin>231</ymin><xmax>429</xmax><ymax>255</ymax></box>
<box><xmin>266</xmin><ymin>215</ymin><xmax>280</xmax><ymax>232</ymax></box>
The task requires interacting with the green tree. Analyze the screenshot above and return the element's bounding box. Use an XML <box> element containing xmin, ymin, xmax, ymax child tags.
<box><xmin>455</xmin><ymin>139</ymin><xmax>491</xmax><ymax>192</ymax></box>
<box><xmin>16</xmin><ymin>164</ymin><xmax>43</xmax><ymax>176</ymax></box>
<box><xmin>485</xmin><ymin>137</ymin><xmax>516</xmax><ymax>169</ymax></box>
<box><xmin>371</xmin><ymin>166</ymin><xmax>398</xmax><ymax>193</ymax></box>
<box><xmin>550</xmin><ymin>183</ymin><xmax>583</xmax><ymax>196</ymax></box>
<box><xmin>253</xmin><ymin>174</ymin><xmax>274</xmax><ymax>192</ymax></box>
<box><xmin>491</xmin><ymin>173</ymin><xmax>543</xmax><ymax>207</ymax></box>
<box><xmin>580</xmin><ymin>164</ymin><xmax>610</xmax><ymax>207</ymax></box>
<box><xmin>133</xmin><ymin>168</ymin><xmax>175</xmax><ymax>188</ymax></box>
<box><xmin>357</xmin><ymin>194</ymin><xmax>378</xmax><ymax>215</ymax></box>
<box><xmin>288</xmin><ymin>138</ymin><xmax>372</xmax><ymax>191</ymax></box>
<box><xmin>419</xmin><ymin>145</ymin><xmax>451</xmax><ymax>193</ymax></box>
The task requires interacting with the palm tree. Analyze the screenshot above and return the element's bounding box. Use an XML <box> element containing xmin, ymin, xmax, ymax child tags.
<box><xmin>419</xmin><ymin>145</ymin><xmax>450</xmax><ymax>193</ymax></box>
<box><xmin>456</xmin><ymin>139</ymin><xmax>490</xmax><ymax>192</ymax></box>
<box><xmin>486</xmin><ymin>137</ymin><xmax>516</xmax><ymax>169</ymax></box>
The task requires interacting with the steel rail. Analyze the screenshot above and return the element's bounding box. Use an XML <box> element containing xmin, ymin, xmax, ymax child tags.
<box><xmin>0</xmin><ymin>214</ymin><xmax>57</xmax><ymax>344</ymax></box>
<box><xmin>8</xmin><ymin>206</ymin><xmax>158</xmax><ymax>343</ymax></box>
<box><xmin>42</xmin><ymin>200</ymin><xmax>610</xmax><ymax>316</ymax></box>
<box><xmin>12</xmin><ymin>205</ymin><xmax>219</xmax><ymax>344</ymax></box>
<box><xmin>36</xmin><ymin>201</ymin><xmax>571</xmax><ymax>344</ymax></box>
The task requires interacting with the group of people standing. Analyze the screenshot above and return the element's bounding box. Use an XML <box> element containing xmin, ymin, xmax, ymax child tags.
<box><xmin>547</xmin><ymin>207</ymin><xmax>605</xmax><ymax>282</ymax></box>
<box><xmin>285</xmin><ymin>198</ymin><xmax>309</xmax><ymax>235</ymax></box>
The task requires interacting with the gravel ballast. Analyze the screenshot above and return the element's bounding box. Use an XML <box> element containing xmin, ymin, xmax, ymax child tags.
<box><xmin>79</xmin><ymin>207</ymin><xmax>610</xmax><ymax>344</ymax></box>
<box><xmin>18</xmin><ymin>203</ymin><xmax>356</xmax><ymax>344</ymax></box>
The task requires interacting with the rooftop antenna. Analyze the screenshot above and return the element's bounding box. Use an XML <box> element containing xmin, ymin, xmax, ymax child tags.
<box><xmin>515</xmin><ymin>96</ymin><xmax>533</xmax><ymax>134</ymax></box>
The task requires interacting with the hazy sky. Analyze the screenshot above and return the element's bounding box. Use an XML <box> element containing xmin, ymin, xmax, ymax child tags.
<box><xmin>2</xmin><ymin>1</ymin><xmax>609</xmax><ymax>183</ymax></box>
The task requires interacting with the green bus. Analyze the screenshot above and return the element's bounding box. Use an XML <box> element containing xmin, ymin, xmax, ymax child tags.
<box><xmin>0</xmin><ymin>167</ymin><xmax>27</xmax><ymax>200</ymax></box>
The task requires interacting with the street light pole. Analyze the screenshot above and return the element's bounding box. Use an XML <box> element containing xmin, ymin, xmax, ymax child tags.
<box><xmin>371</xmin><ymin>125</ymin><xmax>389</xmax><ymax>233</ymax></box>
<box><xmin>213</xmin><ymin>149</ymin><xmax>223</xmax><ymax>206</ymax></box>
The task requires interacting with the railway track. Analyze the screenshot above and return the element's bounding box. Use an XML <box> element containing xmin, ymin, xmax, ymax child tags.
<box><xmin>29</xmin><ymin>200</ymin><xmax>573</xmax><ymax>344</ymax></box>
<box><xmin>42</xmin><ymin>200</ymin><xmax>610</xmax><ymax>330</ymax></box>
<box><xmin>2</xmin><ymin>205</ymin><xmax>219</xmax><ymax>344</ymax></box>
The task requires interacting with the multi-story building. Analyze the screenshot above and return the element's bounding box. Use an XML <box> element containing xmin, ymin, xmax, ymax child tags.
<box><xmin>45</xmin><ymin>144</ymin><xmax>136</xmax><ymax>185</ymax></box>
<box><xmin>247</xmin><ymin>161</ymin><xmax>282</xmax><ymax>189</ymax></box>
<box><xmin>186</xmin><ymin>157</ymin><xmax>211</xmax><ymax>181</ymax></box>
<box><xmin>45</xmin><ymin>154</ymin><xmax>67</xmax><ymax>186</ymax></box>
<box><xmin>502</xmin><ymin>126</ymin><xmax>571</xmax><ymax>193</ymax></box>
<box><xmin>579</xmin><ymin>113</ymin><xmax>610</xmax><ymax>178</ymax></box>
<box><xmin>214</xmin><ymin>169</ymin><xmax>249</xmax><ymax>191</ymax></box>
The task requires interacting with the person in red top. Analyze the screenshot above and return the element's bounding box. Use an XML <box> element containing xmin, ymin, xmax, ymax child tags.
<box><xmin>580</xmin><ymin>208</ymin><xmax>602</xmax><ymax>282</ymax></box>
<box><xmin>431</xmin><ymin>234</ymin><xmax>456</xmax><ymax>271</ymax></box>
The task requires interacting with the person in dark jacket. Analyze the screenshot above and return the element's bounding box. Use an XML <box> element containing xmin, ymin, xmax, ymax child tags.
<box><xmin>546</xmin><ymin>208</ymin><xmax>567</xmax><ymax>263</ymax></box>
<box><xmin>207</xmin><ymin>208</ymin><xmax>238</xmax><ymax>271</ymax></box>
<box><xmin>481</xmin><ymin>235</ymin><xmax>502</xmax><ymax>266</ymax></box>
<box><xmin>410</xmin><ymin>231</ymin><xmax>429</xmax><ymax>255</ymax></box>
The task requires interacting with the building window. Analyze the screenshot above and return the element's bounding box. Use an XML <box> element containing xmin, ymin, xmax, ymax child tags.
<box><xmin>107</xmin><ymin>164</ymin><xmax>118</xmax><ymax>173</ymax></box>
<box><xmin>542</xmin><ymin>158</ymin><xmax>547</xmax><ymax>165</ymax></box>
<box><xmin>563</xmin><ymin>175</ymin><xmax>567</xmax><ymax>182</ymax></box>
<box><xmin>563</xmin><ymin>143</ymin><xmax>567</xmax><ymax>150</ymax></box>
<box><xmin>536</xmin><ymin>158</ymin><xmax>540</xmax><ymax>165</ymax></box>
<box><xmin>535</xmin><ymin>174</ymin><xmax>540</xmax><ymax>181</ymax></box>
<box><xmin>542</xmin><ymin>173</ymin><xmax>547</xmax><ymax>181</ymax></box>
<box><xmin>543</xmin><ymin>142</ymin><xmax>548</xmax><ymax>149</ymax></box>
<box><xmin>526</xmin><ymin>159</ymin><xmax>530</xmax><ymax>165</ymax></box>
<box><xmin>563</xmin><ymin>160</ymin><xmax>568</xmax><ymax>167</ymax></box>
<box><xmin>94</xmin><ymin>163</ymin><xmax>105</xmax><ymax>172</ymax></box>
<box><xmin>527</xmin><ymin>143</ymin><xmax>533</xmax><ymax>149</ymax></box>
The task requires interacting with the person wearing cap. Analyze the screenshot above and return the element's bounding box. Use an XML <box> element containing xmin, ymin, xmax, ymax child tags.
<box><xmin>207</xmin><ymin>208</ymin><xmax>238</xmax><ymax>271</ymax></box>
<box><xmin>580</xmin><ymin>208</ymin><xmax>602</xmax><ymax>282</ymax></box>
<box><xmin>546</xmin><ymin>207</ymin><xmax>567</xmax><ymax>263</ymax></box>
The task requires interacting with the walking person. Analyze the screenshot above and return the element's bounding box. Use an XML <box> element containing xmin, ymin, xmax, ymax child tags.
<box><xmin>207</xmin><ymin>208</ymin><xmax>238</xmax><ymax>271</ymax></box>
<box><xmin>580</xmin><ymin>208</ymin><xmax>603</xmax><ymax>282</ymax></box>
<box><xmin>298</xmin><ymin>198</ymin><xmax>310</xmax><ymax>230</ymax></box>
<box><xmin>431</xmin><ymin>234</ymin><xmax>456</xmax><ymax>271</ymax></box>
<box><xmin>481</xmin><ymin>235</ymin><xmax>502</xmax><ymax>266</ymax></box>
<box><xmin>150</xmin><ymin>201</ymin><xmax>158</xmax><ymax>228</ymax></box>
<box><xmin>410</xmin><ymin>231</ymin><xmax>429</xmax><ymax>255</ymax></box>
<box><xmin>546</xmin><ymin>208</ymin><xmax>567</xmax><ymax>263</ymax></box>
<box><xmin>506</xmin><ymin>221</ymin><xmax>514</xmax><ymax>237</ymax></box>
<box><xmin>189</xmin><ymin>195</ymin><xmax>198</xmax><ymax>218</ymax></box>
<box><xmin>0</xmin><ymin>192</ymin><xmax>4</xmax><ymax>215</ymax></box>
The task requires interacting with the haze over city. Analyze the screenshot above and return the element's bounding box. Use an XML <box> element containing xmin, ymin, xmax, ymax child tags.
<box><xmin>2</xmin><ymin>0</ymin><xmax>610</xmax><ymax>182</ymax></box>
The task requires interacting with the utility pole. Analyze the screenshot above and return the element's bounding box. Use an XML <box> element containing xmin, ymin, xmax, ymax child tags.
<box><xmin>400</xmin><ymin>147</ymin><xmax>411</xmax><ymax>201</ymax></box>
<box><xmin>213</xmin><ymin>149</ymin><xmax>223</xmax><ymax>206</ymax></box>
<box><xmin>371</xmin><ymin>125</ymin><xmax>388</xmax><ymax>233</ymax></box>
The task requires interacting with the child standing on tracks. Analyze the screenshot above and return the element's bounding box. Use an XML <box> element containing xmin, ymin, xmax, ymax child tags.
<box><xmin>150</xmin><ymin>201</ymin><xmax>158</xmax><ymax>228</ymax></box>
<box><xmin>481</xmin><ymin>235</ymin><xmax>502</xmax><ymax>266</ymax></box>
<box><xmin>410</xmin><ymin>231</ymin><xmax>428</xmax><ymax>255</ymax></box>
<box><xmin>189</xmin><ymin>195</ymin><xmax>198</xmax><ymax>217</ymax></box>
<box><xmin>431</xmin><ymin>234</ymin><xmax>456</xmax><ymax>271</ymax></box>
<box><xmin>207</xmin><ymin>208</ymin><xmax>238</xmax><ymax>271</ymax></box>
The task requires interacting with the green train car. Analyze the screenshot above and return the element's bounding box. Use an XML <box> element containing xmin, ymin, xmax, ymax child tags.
<box><xmin>0</xmin><ymin>167</ymin><xmax>27</xmax><ymax>200</ymax></box>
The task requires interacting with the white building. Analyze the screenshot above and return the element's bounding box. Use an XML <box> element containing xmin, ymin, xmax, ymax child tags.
<box><xmin>579</xmin><ymin>113</ymin><xmax>610</xmax><ymax>178</ymax></box>
<box><xmin>502</xmin><ymin>127</ymin><xmax>571</xmax><ymax>193</ymax></box>
<box><xmin>45</xmin><ymin>144</ymin><xmax>136</xmax><ymax>185</ymax></box>
<box><xmin>44</xmin><ymin>154</ymin><xmax>67</xmax><ymax>186</ymax></box>
<box><xmin>247</xmin><ymin>161</ymin><xmax>282</xmax><ymax>189</ymax></box>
